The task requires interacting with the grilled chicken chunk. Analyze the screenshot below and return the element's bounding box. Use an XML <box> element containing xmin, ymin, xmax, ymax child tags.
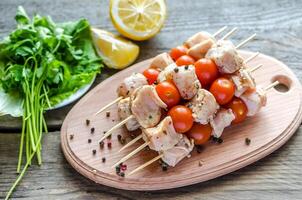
<box><xmin>188</xmin><ymin>38</ymin><xmax>215</xmax><ymax>59</ymax></box>
<box><xmin>142</xmin><ymin>116</ymin><xmax>183</xmax><ymax>151</ymax></box>
<box><xmin>210</xmin><ymin>108</ymin><xmax>235</xmax><ymax>138</ymax></box>
<box><xmin>240</xmin><ymin>87</ymin><xmax>267</xmax><ymax>116</ymax></box>
<box><xmin>231</xmin><ymin>68</ymin><xmax>256</xmax><ymax>97</ymax></box>
<box><xmin>161</xmin><ymin>136</ymin><xmax>194</xmax><ymax>167</ymax></box>
<box><xmin>117</xmin><ymin>97</ymin><xmax>140</xmax><ymax>131</ymax></box>
<box><xmin>187</xmin><ymin>89</ymin><xmax>219</xmax><ymax>124</ymax></box>
<box><xmin>131</xmin><ymin>85</ymin><xmax>167</xmax><ymax>128</ymax></box>
<box><xmin>150</xmin><ymin>52</ymin><xmax>175</xmax><ymax>70</ymax></box>
<box><xmin>157</xmin><ymin>63</ymin><xmax>177</xmax><ymax>83</ymax></box>
<box><xmin>206</xmin><ymin>40</ymin><xmax>244</xmax><ymax>74</ymax></box>
<box><xmin>117</xmin><ymin>73</ymin><xmax>148</xmax><ymax>97</ymax></box>
<box><xmin>184</xmin><ymin>31</ymin><xmax>214</xmax><ymax>48</ymax></box>
<box><xmin>171</xmin><ymin>65</ymin><xmax>201</xmax><ymax>99</ymax></box>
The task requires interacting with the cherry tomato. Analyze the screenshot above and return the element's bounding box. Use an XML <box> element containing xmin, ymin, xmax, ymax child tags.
<box><xmin>143</xmin><ymin>68</ymin><xmax>160</xmax><ymax>85</ymax></box>
<box><xmin>194</xmin><ymin>58</ymin><xmax>218</xmax><ymax>87</ymax></box>
<box><xmin>168</xmin><ymin>105</ymin><xmax>193</xmax><ymax>133</ymax></box>
<box><xmin>186</xmin><ymin>123</ymin><xmax>212</xmax><ymax>145</ymax></box>
<box><xmin>226</xmin><ymin>97</ymin><xmax>248</xmax><ymax>124</ymax></box>
<box><xmin>175</xmin><ymin>55</ymin><xmax>195</xmax><ymax>66</ymax></box>
<box><xmin>155</xmin><ymin>81</ymin><xmax>181</xmax><ymax>108</ymax></box>
<box><xmin>170</xmin><ymin>46</ymin><xmax>188</xmax><ymax>61</ymax></box>
<box><xmin>210</xmin><ymin>77</ymin><xmax>235</xmax><ymax>105</ymax></box>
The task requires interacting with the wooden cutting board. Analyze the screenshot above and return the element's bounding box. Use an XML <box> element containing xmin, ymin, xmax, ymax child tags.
<box><xmin>61</xmin><ymin>51</ymin><xmax>302</xmax><ymax>190</ymax></box>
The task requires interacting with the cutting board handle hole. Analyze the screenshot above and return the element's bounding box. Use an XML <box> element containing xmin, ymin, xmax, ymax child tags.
<box><xmin>271</xmin><ymin>75</ymin><xmax>291</xmax><ymax>93</ymax></box>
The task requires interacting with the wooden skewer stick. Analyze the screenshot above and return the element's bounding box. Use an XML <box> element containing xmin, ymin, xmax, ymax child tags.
<box><xmin>249</xmin><ymin>64</ymin><xmax>263</xmax><ymax>72</ymax></box>
<box><xmin>112</xmin><ymin>141</ymin><xmax>150</xmax><ymax>168</ymax></box>
<box><xmin>118</xmin><ymin>134</ymin><xmax>143</xmax><ymax>153</ymax></box>
<box><xmin>212</xmin><ymin>26</ymin><xmax>228</xmax><ymax>37</ymax></box>
<box><xmin>128</xmin><ymin>154</ymin><xmax>164</xmax><ymax>176</ymax></box>
<box><xmin>236</xmin><ymin>33</ymin><xmax>257</xmax><ymax>49</ymax></box>
<box><xmin>220</xmin><ymin>27</ymin><xmax>238</xmax><ymax>40</ymax></box>
<box><xmin>99</xmin><ymin>115</ymin><xmax>134</xmax><ymax>143</ymax></box>
<box><xmin>94</xmin><ymin>96</ymin><xmax>123</xmax><ymax>116</ymax></box>
<box><xmin>264</xmin><ymin>81</ymin><xmax>279</xmax><ymax>91</ymax></box>
<box><xmin>245</xmin><ymin>52</ymin><xmax>259</xmax><ymax>63</ymax></box>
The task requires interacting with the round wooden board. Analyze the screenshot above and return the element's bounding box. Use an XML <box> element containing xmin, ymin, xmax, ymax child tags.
<box><xmin>61</xmin><ymin>51</ymin><xmax>302</xmax><ymax>191</ymax></box>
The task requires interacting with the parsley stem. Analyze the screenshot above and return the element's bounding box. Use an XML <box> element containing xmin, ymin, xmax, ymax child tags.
<box><xmin>17</xmin><ymin>102</ymin><xmax>26</xmax><ymax>173</ymax></box>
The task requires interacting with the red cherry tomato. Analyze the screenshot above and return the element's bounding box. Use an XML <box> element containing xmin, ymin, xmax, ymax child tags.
<box><xmin>186</xmin><ymin>123</ymin><xmax>212</xmax><ymax>145</ymax></box>
<box><xmin>210</xmin><ymin>77</ymin><xmax>235</xmax><ymax>105</ymax></box>
<box><xmin>194</xmin><ymin>58</ymin><xmax>218</xmax><ymax>87</ymax></box>
<box><xmin>175</xmin><ymin>55</ymin><xmax>195</xmax><ymax>66</ymax></box>
<box><xmin>226</xmin><ymin>97</ymin><xmax>248</xmax><ymax>124</ymax></box>
<box><xmin>168</xmin><ymin>105</ymin><xmax>193</xmax><ymax>133</ymax></box>
<box><xmin>170</xmin><ymin>46</ymin><xmax>188</xmax><ymax>61</ymax></box>
<box><xmin>143</xmin><ymin>68</ymin><xmax>160</xmax><ymax>85</ymax></box>
<box><xmin>155</xmin><ymin>81</ymin><xmax>181</xmax><ymax>108</ymax></box>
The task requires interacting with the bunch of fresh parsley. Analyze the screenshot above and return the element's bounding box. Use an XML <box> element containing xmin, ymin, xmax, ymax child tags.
<box><xmin>0</xmin><ymin>7</ymin><xmax>103</xmax><ymax>198</ymax></box>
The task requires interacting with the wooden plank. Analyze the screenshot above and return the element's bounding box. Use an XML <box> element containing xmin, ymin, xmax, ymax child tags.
<box><xmin>0</xmin><ymin>0</ymin><xmax>302</xmax><ymax>130</ymax></box>
<box><xmin>1</xmin><ymin>126</ymin><xmax>302</xmax><ymax>199</ymax></box>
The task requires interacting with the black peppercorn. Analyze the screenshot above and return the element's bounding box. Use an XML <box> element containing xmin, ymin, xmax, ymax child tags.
<box><xmin>90</xmin><ymin>127</ymin><xmax>95</xmax><ymax>134</ymax></box>
<box><xmin>92</xmin><ymin>149</ymin><xmax>96</xmax><ymax>155</ymax></box>
<box><xmin>88</xmin><ymin>139</ymin><xmax>92</xmax><ymax>143</ymax></box>
<box><xmin>106</xmin><ymin>111</ymin><xmax>110</xmax><ymax>117</ymax></box>
<box><xmin>86</xmin><ymin>119</ymin><xmax>90</xmax><ymax>126</ymax></box>
<box><xmin>174</xmin><ymin>67</ymin><xmax>179</xmax><ymax>73</ymax></box>
<box><xmin>245</xmin><ymin>138</ymin><xmax>251</xmax><ymax>145</ymax></box>
<box><xmin>99</xmin><ymin>141</ymin><xmax>104</xmax><ymax>149</ymax></box>
<box><xmin>102</xmin><ymin>157</ymin><xmax>106</xmax><ymax>163</ymax></box>
<box><xmin>69</xmin><ymin>134</ymin><xmax>74</xmax><ymax>140</ymax></box>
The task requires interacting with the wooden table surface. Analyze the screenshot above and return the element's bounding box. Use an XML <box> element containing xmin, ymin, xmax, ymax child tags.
<box><xmin>0</xmin><ymin>0</ymin><xmax>302</xmax><ymax>199</ymax></box>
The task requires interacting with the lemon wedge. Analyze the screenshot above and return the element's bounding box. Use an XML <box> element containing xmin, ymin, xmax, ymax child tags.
<box><xmin>91</xmin><ymin>28</ymin><xmax>139</xmax><ymax>69</ymax></box>
<box><xmin>110</xmin><ymin>0</ymin><xmax>166</xmax><ymax>41</ymax></box>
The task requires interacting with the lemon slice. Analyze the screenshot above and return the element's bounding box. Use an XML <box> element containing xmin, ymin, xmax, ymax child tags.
<box><xmin>110</xmin><ymin>0</ymin><xmax>166</xmax><ymax>41</ymax></box>
<box><xmin>91</xmin><ymin>28</ymin><xmax>139</xmax><ymax>69</ymax></box>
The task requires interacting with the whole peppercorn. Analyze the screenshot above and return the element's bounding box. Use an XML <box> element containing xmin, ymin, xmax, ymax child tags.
<box><xmin>245</xmin><ymin>138</ymin><xmax>251</xmax><ymax>145</ymax></box>
<box><xmin>90</xmin><ymin>127</ymin><xmax>95</xmax><ymax>134</ymax></box>
<box><xmin>99</xmin><ymin>141</ymin><xmax>104</xmax><ymax>149</ymax></box>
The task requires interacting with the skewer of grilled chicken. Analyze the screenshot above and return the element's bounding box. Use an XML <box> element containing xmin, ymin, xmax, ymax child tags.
<box><xmin>206</xmin><ymin>34</ymin><xmax>256</xmax><ymax>74</ymax></box>
<box><xmin>95</xmin><ymin>73</ymin><xmax>148</xmax><ymax>115</ymax></box>
<box><xmin>112</xmin><ymin>116</ymin><xmax>183</xmax><ymax>168</ymax></box>
<box><xmin>128</xmin><ymin>136</ymin><xmax>194</xmax><ymax>176</ymax></box>
<box><xmin>240</xmin><ymin>81</ymin><xmax>278</xmax><ymax>117</ymax></box>
<box><xmin>187</xmin><ymin>27</ymin><xmax>238</xmax><ymax>60</ymax></box>
<box><xmin>99</xmin><ymin>85</ymin><xmax>167</xmax><ymax>143</ymax></box>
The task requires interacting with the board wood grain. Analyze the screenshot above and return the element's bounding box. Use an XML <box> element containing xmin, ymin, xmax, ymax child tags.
<box><xmin>60</xmin><ymin>51</ymin><xmax>302</xmax><ymax>190</ymax></box>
